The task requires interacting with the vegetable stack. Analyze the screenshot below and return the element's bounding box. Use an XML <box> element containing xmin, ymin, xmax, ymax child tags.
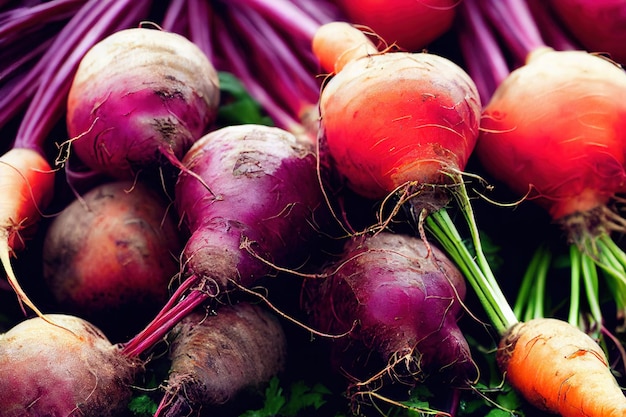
<box><xmin>1</xmin><ymin>1</ymin><xmax>626</xmax><ymax>417</ymax></box>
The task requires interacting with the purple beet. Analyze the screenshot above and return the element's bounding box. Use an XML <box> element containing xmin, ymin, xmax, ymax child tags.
<box><xmin>66</xmin><ymin>27</ymin><xmax>220</xmax><ymax>180</ymax></box>
<box><xmin>154</xmin><ymin>302</ymin><xmax>288</xmax><ymax>417</ymax></box>
<box><xmin>121</xmin><ymin>123</ymin><xmax>329</xmax><ymax>357</ymax></box>
<box><xmin>303</xmin><ymin>231</ymin><xmax>476</xmax><ymax>388</ymax></box>
<box><xmin>175</xmin><ymin>123</ymin><xmax>328</xmax><ymax>290</ymax></box>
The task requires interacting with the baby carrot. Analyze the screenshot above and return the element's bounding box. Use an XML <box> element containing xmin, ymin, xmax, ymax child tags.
<box><xmin>498</xmin><ymin>318</ymin><xmax>626</xmax><ymax>417</ymax></box>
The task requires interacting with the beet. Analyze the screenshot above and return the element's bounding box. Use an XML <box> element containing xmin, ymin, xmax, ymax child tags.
<box><xmin>155</xmin><ymin>302</ymin><xmax>288</xmax><ymax>417</ymax></box>
<box><xmin>121</xmin><ymin>124</ymin><xmax>331</xmax><ymax>358</ymax></box>
<box><xmin>66</xmin><ymin>27</ymin><xmax>220</xmax><ymax>181</ymax></box>
<box><xmin>175</xmin><ymin>124</ymin><xmax>328</xmax><ymax>291</ymax></box>
<box><xmin>0</xmin><ymin>314</ymin><xmax>141</xmax><ymax>417</ymax></box>
<box><xmin>42</xmin><ymin>180</ymin><xmax>183</xmax><ymax>339</ymax></box>
<box><xmin>303</xmin><ymin>231</ymin><xmax>475</xmax><ymax>389</ymax></box>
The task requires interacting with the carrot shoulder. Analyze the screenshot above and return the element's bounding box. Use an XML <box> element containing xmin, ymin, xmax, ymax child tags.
<box><xmin>497</xmin><ymin>318</ymin><xmax>626</xmax><ymax>417</ymax></box>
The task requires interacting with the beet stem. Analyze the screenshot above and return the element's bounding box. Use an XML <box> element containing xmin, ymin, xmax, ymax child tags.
<box><xmin>476</xmin><ymin>0</ymin><xmax>546</xmax><ymax>63</ymax></box>
<box><xmin>14</xmin><ymin>0</ymin><xmax>152</xmax><ymax>151</ymax></box>
<box><xmin>121</xmin><ymin>276</ymin><xmax>214</xmax><ymax>357</ymax></box>
<box><xmin>457</xmin><ymin>0</ymin><xmax>510</xmax><ymax>102</ymax></box>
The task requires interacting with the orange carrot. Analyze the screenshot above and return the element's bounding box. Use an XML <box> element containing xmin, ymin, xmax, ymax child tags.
<box><xmin>0</xmin><ymin>148</ymin><xmax>55</xmax><ymax>317</ymax></box>
<box><xmin>498</xmin><ymin>318</ymin><xmax>626</xmax><ymax>417</ymax></box>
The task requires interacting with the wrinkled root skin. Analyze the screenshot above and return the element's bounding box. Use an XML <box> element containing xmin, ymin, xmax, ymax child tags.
<box><xmin>304</xmin><ymin>232</ymin><xmax>476</xmax><ymax>399</ymax></box>
<box><xmin>42</xmin><ymin>181</ymin><xmax>182</xmax><ymax>340</ymax></box>
<box><xmin>176</xmin><ymin>125</ymin><xmax>330</xmax><ymax>291</ymax></box>
<box><xmin>0</xmin><ymin>314</ymin><xmax>142</xmax><ymax>417</ymax></box>
<box><xmin>66</xmin><ymin>28</ymin><xmax>220</xmax><ymax>181</ymax></box>
<box><xmin>157</xmin><ymin>303</ymin><xmax>288</xmax><ymax>416</ymax></box>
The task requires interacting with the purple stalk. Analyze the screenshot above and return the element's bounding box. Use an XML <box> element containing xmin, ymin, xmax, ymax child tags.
<box><xmin>525</xmin><ymin>0</ymin><xmax>579</xmax><ymax>51</ymax></box>
<box><xmin>213</xmin><ymin>16</ymin><xmax>301</xmax><ymax>133</ymax></box>
<box><xmin>163</xmin><ymin>0</ymin><xmax>342</xmax><ymax>138</ymax></box>
<box><xmin>244</xmin><ymin>6</ymin><xmax>321</xmax><ymax>91</ymax></box>
<box><xmin>13</xmin><ymin>0</ymin><xmax>152</xmax><ymax>152</ymax></box>
<box><xmin>0</xmin><ymin>0</ymin><xmax>84</xmax><ymax>132</ymax></box>
<box><xmin>144</xmin><ymin>275</ymin><xmax>199</xmax><ymax>325</ymax></box>
<box><xmin>0</xmin><ymin>0</ymin><xmax>84</xmax><ymax>39</ymax></box>
<box><xmin>0</xmin><ymin>40</ymin><xmax>51</xmax><ymax>130</ymax></box>
<box><xmin>0</xmin><ymin>0</ymin><xmax>39</xmax><ymax>11</ymax></box>
<box><xmin>227</xmin><ymin>7</ymin><xmax>319</xmax><ymax>114</ymax></box>
<box><xmin>161</xmin><ymin>0</ymin><xmax>188</xmax><ymax>34</ymax></box>
<box><xmin>121</xmin><ymin>279</ymin><xmax>211</xmax><ymax>357</ymax></box>
<box><xmin>476</xmin><ymin>0</ymin><xmax>546</xmax><ymax>65</ymax></box>
<box><xmin>226</xmin><ymin>0</ymin><xmax>321</xmax><ymax>42</ymax></box>
<box><xmin>457</xmin><ymin>0</ymin><xmax>510</xmax><ymax>103</ymax></box>
<box><xmin>0</xmin><ymin>65</ymin><xmax>40</xmax><ymax>134</ymax></box>
<box><xmin>186</xmin><ymin>0</ymin><xmax>214</xmax><ymax>62</ymax></box>
<box><xmin>289</xmin><ymin>0</ymin><xmax>344</xmax><ymax>25</ymax></box>
<box><xmin>0</xmin><ymin>38</ymin><xmax>50</xmax><ymax>80</ymax></box>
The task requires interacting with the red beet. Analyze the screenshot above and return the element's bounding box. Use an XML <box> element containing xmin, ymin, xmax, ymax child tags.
<box><xmin>121</xmin><ymin>124</ymin><xmax>330</xmax><ymax>358</ymax></box>
<box><xmin>0</xmin><ymin>314</ymin><xmax>141</xmax><ymax>417</ymax></box>
<box><xmin>175</xmin><ymin>124</ymin><xmax>328</xmax><ymax>291</ymax></box>
<box><xmin>66</xmin><ymin>27</ymin><xmax>220</xmax><ymax>180</ymax></box>
<box><xmin>42</xmin><ymin>180</ymin><xmax>183</xmax><ymax>338</ymax></box>
<box><xmin>335</xmin><ymin>0</ymin><xmax>458</xmax><ymax>52</ymax></box>
<box><xmin>547</xmin><ymin>0</ymin><xmax>626</xmax><ymax>65</ymax></box>
<box><xmin>303</xmin><ymin>231</ymin><xmax>475</xmax><ymax>388</ymax></box>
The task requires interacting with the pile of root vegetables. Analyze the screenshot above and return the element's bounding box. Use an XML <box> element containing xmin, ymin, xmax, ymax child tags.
<box><xmin>2</xmin><ymin>1</ymin><xmax>626</xmax><ymax>416</ymax></box>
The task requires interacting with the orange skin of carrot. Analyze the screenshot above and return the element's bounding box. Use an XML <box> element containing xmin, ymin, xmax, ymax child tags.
<box><xmin>498</xmin><ymin>318</ymin><xmax>626</xmax><ymax>417</ymax></box>
<box><xmin>0</xmin><ymin>147</ymin><xmax>55</xmax><ymax>315</ymax></box>
<box><xmin>477</xmin><ymin>48</ymin><xmax>626</xmax><ymax>221</ymax></box>
<box><xmin>315</xmin><ymin>24</ymin><xmax>481</xmax><ymax>199</ymax></box>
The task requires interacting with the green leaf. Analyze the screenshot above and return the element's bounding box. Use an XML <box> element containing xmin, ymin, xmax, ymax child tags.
<box><xmin>239</xmin><ymin>377</ymin><xmax>285</xmax><ymax>417</ymax></box>
<box><xmin>281</xmin><ymin>380</ymin><xmax>330</xmax><ymax>416</ymax></box>
<box><xmin>463</xmin><ymin>231</ymin><xmax>503</xmax><ymax>272</ymax></box>
<box><xmin>128</xmin><ymin>394</ymin><xmax>158</xmax><ymax>416</ymax></box>
<box><xmin>485</xmin><ymin>409</ymin><xmax>516</xmax><ymax>417</ymax></box>
<box><xmin>459</xmin><ymin>397</ymin><xmax>487</xmax><ymax>415</ymax></box>
<box><xmin>495</xmin><ymin>387</ymin><xmax>523</xmax><ymax>411</ymax></box>
<box><xmin>239</xmin><ymin>377</ymin><xmax>335</xmax><ymax>417</ymax></box>
<box><xmin>400</xmin><ymin>384</ymin><xmax>434</xmax><ymax>411</ymax></box>
<box><xmin>217</xmin><ymin>72</ymin><xmax>274</xmax><ymax>127</ymax></box>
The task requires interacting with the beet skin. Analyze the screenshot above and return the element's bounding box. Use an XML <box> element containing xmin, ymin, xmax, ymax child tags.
<box><xmin>175</xmin><ymin>124</ymin><xmax>328</xmax><ymax>291</ymax></box>
<box><xmin>0</xmin><ymin>314</ymin><xmax>140</xmax><ymax>417</ymax></box>
<box><xmin>156</xmin><ymin>302</ymin><xmax>288</xmax><ymax>416</ymax></box>
<box><xmin>304</xmin><ymin>231</ymin><xmax>475</xmax><ymax>388</ymax></box>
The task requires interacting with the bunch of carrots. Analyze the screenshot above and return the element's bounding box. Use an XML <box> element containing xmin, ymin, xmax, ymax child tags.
<box><xmin>1</xmin><ymin>1</ymin><xmax>626</xmax><ymax>416</ymax></box>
